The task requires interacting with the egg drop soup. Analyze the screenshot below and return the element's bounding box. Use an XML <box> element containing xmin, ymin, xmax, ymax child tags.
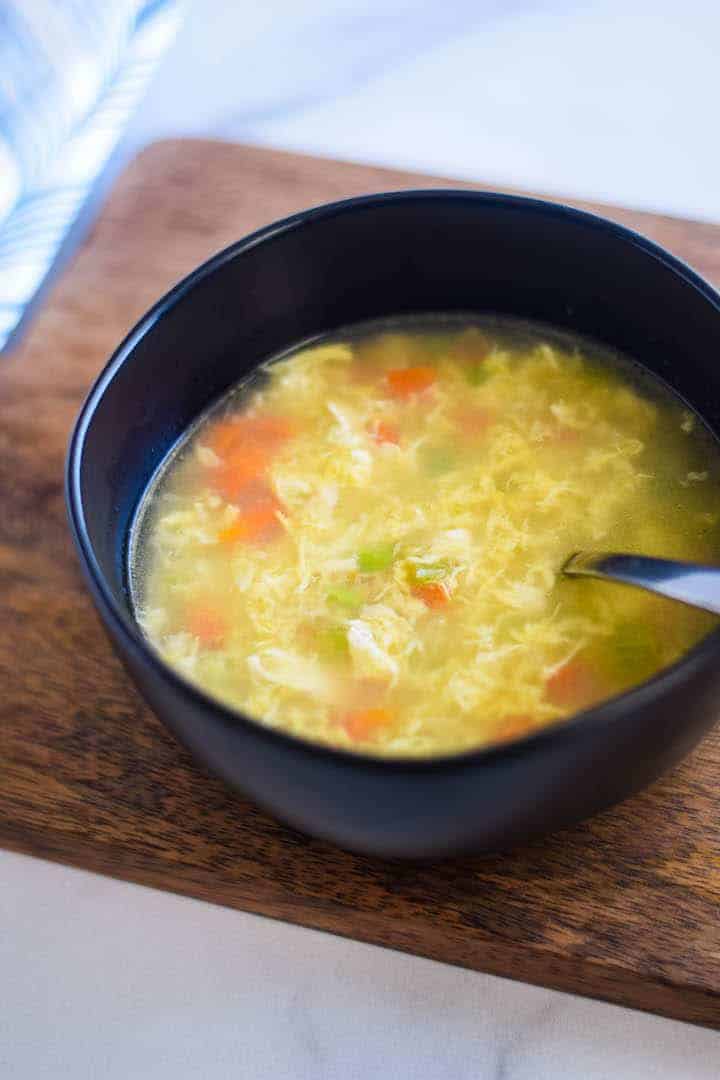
<box><xmin>131</xmin><ymin>317</ymin><xmax>720</xmax><ymax>756</ymax></box>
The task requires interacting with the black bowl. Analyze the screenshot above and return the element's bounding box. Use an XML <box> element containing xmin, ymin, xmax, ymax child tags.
<box><xmin>66</xmin><ymin>191</ymin><xmax>720</xmax><ymax>858</ymax></box>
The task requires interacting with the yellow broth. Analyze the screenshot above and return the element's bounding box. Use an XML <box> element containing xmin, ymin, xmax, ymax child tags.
<box><xmin>131</xmin><ymin>317</ymin><xmax>720</xmax><ymax>756</ymax></box>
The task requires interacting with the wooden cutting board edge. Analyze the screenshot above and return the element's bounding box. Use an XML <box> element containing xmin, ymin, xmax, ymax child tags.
<box><xmin>2</xmin><ymin>825</ymin><xmax>715</xmax><ymax>1029</ymax></box>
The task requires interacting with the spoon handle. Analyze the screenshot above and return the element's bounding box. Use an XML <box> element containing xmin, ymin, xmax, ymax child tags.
<box><xmin>563</xmin><ymin>552</ymin><xmax>720</xmax><ymax>616</ymax></box>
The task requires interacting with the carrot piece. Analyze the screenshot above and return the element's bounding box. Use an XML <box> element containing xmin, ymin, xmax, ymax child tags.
<box><xmin>368</xmin><ymin>419</ymin><xmax>400</xmax><ymax>445</ymax></box>
<box><xmin>206</xmin><ymin>418</ymin><xmax>242</xmax><ymax>459</ymax></box>
<box><xmin>251</xmin><ymin>414</ymin><xmax>295</xmax><ymax>447</ymax></box>
<box><xmin>495</xmin><ymin>714</ymin><xmax>534</xmax><ymax>742</ymax></box>
<box><xmin>206</xmin><ymin>414</ymin><xmax>295</xmax><ymax>503</ymax></box>
<box><xmin>386</xmin><ymin>366</ymin><xmax>436</xmax><ymax>398</ymax></box>
<box><xmin>218</xmin><ymin>496</ymin><xmax>284</xmax><ymax>544</ymax></box>
<box><xmin>412</xmin><ymin>581</ymin><xmax>450</xmax><ymax>609</ymax></box>
<box><xmin>545</xmin><ymin>657</ymin><xmax>604</xmax><ymax>709</ymax></box>
<box><xmin>186</xmin><ymin>605</ymin><xmax>226</xmax><ymax>649</ymax></box>
<box><xmin>206</xmin><ymin>413</ymin><xmax>294</xmax><ymax>460</ymax></box>
<box><xmin>455</xmin><ymin>406</ymin><xmax>495</xmax><ymax>438</ymax></box>
<box><xmin>210</xmin><ymin>446</ymin><xmax>271</xmax><ymax>503</ymax></box>
<box><xmin>345</xmin><ymin>678</ymin><xmax>389</xmax><ymax>711</ymax></box>
<box><xmin>550</xmin><ymin>425</ymin><xmax>582</xmax><ymax>445</ymax></box>
<box><xmin>342</xmin><ymin>707</ymin><xmax>394</xmax><ymax>741</ymax></box>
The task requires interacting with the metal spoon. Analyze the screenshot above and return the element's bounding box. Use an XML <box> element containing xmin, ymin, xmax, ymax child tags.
<box><xmin>563</xmin><ymin>552</ymin><xmax>720</xmax><ymax>615</ymax></box>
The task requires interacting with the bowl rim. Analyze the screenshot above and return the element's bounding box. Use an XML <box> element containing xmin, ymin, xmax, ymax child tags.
<box><xmin>66</xmin><ymin>187</ymin><xmax>720</xmax><ymax>772</ymax></box>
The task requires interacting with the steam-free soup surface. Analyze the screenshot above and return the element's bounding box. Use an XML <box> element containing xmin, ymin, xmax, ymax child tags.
<box><xmin>133</xmin><ymin>317</ymin><xmax>720</xmax><ymax>756</ymax></box>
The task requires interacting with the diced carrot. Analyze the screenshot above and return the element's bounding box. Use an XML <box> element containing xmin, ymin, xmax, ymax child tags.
<box><xmin>345</xmin><ymin>678</ymin><xmax>389</xmax><ymax>711</ymax></box>
<box><xmin>545</xmin><ymin>657</ymin><xmax>604</xmax><ymax>709</ymax></box>
<box><xmin>210</xmin><ymin>446</ymin><xmax>271</xmax><ymax>503</ymax></box>
<box><xmin>368</xmin><ymin>418</ymin><xmax>400</xmax><ymax>445</ymax></box>
<box><xmin>336</xmin><ymin>679</ymin><xmax>392</xmax><ymax>738</ymax></box>
<box><xmin>495</xmin><ymin>714</ymin><xmax>534</xmax><ymax>742</ymax></box>
<box><xmin>455</xmin><ymin>406</ymin><xmax>495</xmax><ymax>438</ymax></box>
<box><xmin>244</xmin><ymin>414</ymin><xmax>295</xmax><ymax>446</ymax></box>
<box><xmin>206</xmin><ymin>414</ymin><xmax>295</xmax><ymax>503</ymax></box>
<box><xmin>185</xmin><ymin>605</ymin><xmax>226</xmax><ymax>649</ymax></box>
<box><xmin>412</xmin><ymin>581</ymin><xmax>450</xmax><ymax>609</ymax></box>
<box><xmin>386</xmin><ymin>366</ymin><xmax>436</xmax><ymax>398</ymax></box>
<box><xmin>206</xmin><ymin>418</ymin><xmax>242</xmax><ymax>459</ymax></box>
<box><xmin>232</xmin><ymin>478</ymin><xmax>278</xmax><ymax>509</ymax></box>
<box><xmin>206</xmin><ymin>413</ymin><xmax>294</xmax><ymax>460</ymax></box>
<box><xmin>342</xmin><ymin>707</ymin><xmax>394</xmax><ymax>741</ymax></box>
<box><xmin>218</xmin><ymin>493</ymin><xmax>284</xmax><ymax>544</ymax></box>
<box><xmin>551</xmin><ymin>425</ymin><xmax>581</xmax><ymax>445</ymax></box>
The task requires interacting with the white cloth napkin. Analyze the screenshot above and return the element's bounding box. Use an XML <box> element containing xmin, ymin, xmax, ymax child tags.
<box><xmin>0</xmin><ymin>0</ymin><xmax>184</xmax><ymax>350</ymax></box>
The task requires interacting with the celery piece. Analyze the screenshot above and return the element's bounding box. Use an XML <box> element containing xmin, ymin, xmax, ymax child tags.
<box><xmin>420</xmin><ymin>446</ymin><xmax>456</xmax><ymax>475</ymax></box>
<box><xmin>357</xmin><ymin>543</ymin><xmax>395</xmax><ymax>573</ymax></box>
<box><xmin>317</xmin><ymin>624</ymin><xmax>350</xmax><ymax>663</ymax></box>
<box><xmin>327</xmin><ymin>585</ymin><xmax>363</xmax><ymax>612</ymax></box>
<box><xmin>465</xmin><ymin>363</ymin><xmax>489</xmax><ymax>386</ymax></box>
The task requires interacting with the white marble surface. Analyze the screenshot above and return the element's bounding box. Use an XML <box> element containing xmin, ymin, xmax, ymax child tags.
<box><xmin>3</xmin><ymin>851</ymin><xmax>720</xmax><ymax>1080</ymax></box>
<box><xmin>6</xmin><ymin>1</ymin><xmax>720</xmax><ymax>1076</ymax></box>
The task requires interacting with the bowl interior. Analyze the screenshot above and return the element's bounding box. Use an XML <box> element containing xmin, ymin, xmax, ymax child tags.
<box><xmin>71</xmin><ymin>192</ymin><xmax>720</xmax><ymax>630</ymax></box>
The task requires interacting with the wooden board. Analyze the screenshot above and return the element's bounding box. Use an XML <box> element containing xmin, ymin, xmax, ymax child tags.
<box><xmin>3</xmin><ymin>139</ymin><xmax>720</xmax><ymax>1029</ymax></box>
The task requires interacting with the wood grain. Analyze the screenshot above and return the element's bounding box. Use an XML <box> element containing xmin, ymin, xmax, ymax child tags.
<box><xmin>2</xmin><ymin>139</ymin><xmax>720</xmax><ymax>1029</ymax></box>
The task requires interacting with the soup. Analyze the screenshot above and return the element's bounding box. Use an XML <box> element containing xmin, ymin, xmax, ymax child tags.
<box><xmin>131</xmin><ymin>317</ymin><xmax>720</xmax><ymax>756</ymax></box>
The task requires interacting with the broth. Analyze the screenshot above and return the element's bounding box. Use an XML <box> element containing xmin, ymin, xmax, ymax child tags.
<box><xmin>131</xmin><ymin>316</ymin><xmax>720</xmax><ymax>756</ymax></box>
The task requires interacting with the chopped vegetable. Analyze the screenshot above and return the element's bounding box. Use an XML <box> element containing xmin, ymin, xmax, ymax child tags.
<box><xmin>246</xmin><ymin>415</ymin><xmax>296</xmax><ymax>445</ymax></box>
<box><xmin>465</xmin><ymin>364</ymin><xmax>490</xmax><ymax>386</ymax></box>
<box><xmin>545</xmin><ymin>657</ymin><xmax>605</xmax><ymax>709</ymax></box>
<box><xmin>218</xmin><ymin>493</ymin><xmax>284</xmax><ymax>544</ymax></box>
<box><xmin>341</xmin><ymin>707</ymin><xmax>394</xmax><ymax>741</ymax></box>
<box><xmin>550</xmin><ymin>425</ymin><xmax>582</xmax><ymax>445</ymax></box>
<box><xmin>327</xmin><ymin>585</ymin><xmax>364</xmax><ymax>612</ymax></box>
<box><xmin>413</xmin><ymin>581</ymin><xmax>450</xmax><ymax>609</ymax></box>
<box><xmin>368</xmin><ymin>419</ymin><xmax>400</xmax><ymax>445</ymax></box>
<box><xmin>205</xmin><ymin>418</ymin><xmax>241</xmax><ymax>459</ymax></box>
<box><xmin>186</xmin><ymin>605</ymin><xmax>226</xmax><ymax>649</ymax></box>
<box><xmin>347</xmin><ymin>677</ymin><xmax>389</xmax><ymax>710</ymax></box>
<box><xmin>495</xmin><ymin>714</ymin><xmax>534</xmax><ymax>742</ymax></box>
<box><xmin>449</xmin><ymin>328</ymin><xmax>491</xmax><ymax>383</ymax></box>
<box><xmin>138</xmin><ymin>317</ymin><xmax>720</xmax><ymax>759</ymax></box>
<box><xmin>419</xmin><ymin>445</ymin><xmax>456</xmax><ymax>475</ymax></box>
<box><xmin>316</xmin><ymin>624</ymin><xmax>350</xmax><ymax>663</ymax></box>
<box><xmin>455</xmin><ymin>406</ymin><xmax>494</xmax><ymax>438</ymax></box>
<box><xmin>207</xmin><ymin>413</ymin><xmax>294</xmax><ymax>459</ymax></box>
<box><xmin>386</xmin><ymin>365</ymin><xmax>436</xmax><ymax>398</ymax></box>
<box><xmin>206</xmin><ymin>414</ymin><xmax>294</xmax><ymax>502</ymax></box>
<box><xmin>357</xmin><ymin>542</ymin><xmax>395</xmax><ymax>573</ymax></box>
<box><xmin>210</xmin><ymin>447</ymin><xmax>270</xmax><ymax>503</ymax></box>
